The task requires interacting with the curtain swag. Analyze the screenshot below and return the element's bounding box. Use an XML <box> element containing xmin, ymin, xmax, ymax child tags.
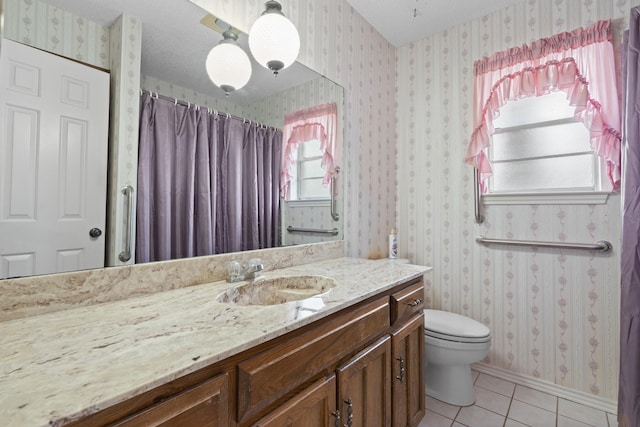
<box><xmin>280</xmin><ymin>102</ymin><xmax>339</xmax><ymax>199</ymax></box>
<box><xmin>465</xmin><ymin>19</ymin><xmax>621</xmax><ymax>190</ymax></box>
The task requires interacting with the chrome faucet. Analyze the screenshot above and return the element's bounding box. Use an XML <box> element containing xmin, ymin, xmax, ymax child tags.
<box><xmin>227</xmin><ymin>259</ymin><xmax>264</xmax><ymax>282</ymax></box>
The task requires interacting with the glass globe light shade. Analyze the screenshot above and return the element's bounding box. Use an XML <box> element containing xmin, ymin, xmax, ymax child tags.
<box><xmin>205</xmin><ymin>38</ymin><xmax>252</xmax><ymax>95</ymax></box>
<box><xmin>248</xmin><ymin>5</ymin><xmax>300</xmax><ymax>75</ymax></box>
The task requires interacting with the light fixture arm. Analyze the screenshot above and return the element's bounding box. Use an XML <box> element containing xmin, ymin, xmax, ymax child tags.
<box><xmin>219</xmin><ymin>30</ymin><xmax>239</xmax><ymax>44</ymax></box>
<box><xmin>262</xmin><ymin>0</ymin><xmax>285</xmax><ymax>16</ymax></box>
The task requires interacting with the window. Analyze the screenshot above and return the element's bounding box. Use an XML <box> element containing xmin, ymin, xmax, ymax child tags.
<box><xmin>288</xmin><ymin>138</ymin><xmax>330</xmax><ymax>200</ymax></box>
<box><xmin>465</xmin><ymin>20</ymin><xmax>622</xmax><ymax>205</ymax></box>
<box><xmin>487</xmin><ymin>92</ymin><xmax>609</xmax><ymax>195</ymax></box>
<box><xmin>280</xmin><ymin>103</ymin><xmax>338</xmax><ymax>201</ymax></box>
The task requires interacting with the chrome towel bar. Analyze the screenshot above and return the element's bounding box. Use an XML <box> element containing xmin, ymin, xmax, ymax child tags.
<box><xmin>119</xmin><ymin>185</ymin><xmax>134</xmax><ymax>262</ymax></box>
<box><xmin>476</xmin><ymin>236</ymin><xmax>613</xmax><ymax>254</ymax></box>
<box><xmin>330</xmin><ymin>166</ymin><xmax>340</xmax><ymax>222</ymax></box>
<box><xmin>287</xmin><ymin>226</ymin><xmax>339</xmax><ymax>236</ymax></box>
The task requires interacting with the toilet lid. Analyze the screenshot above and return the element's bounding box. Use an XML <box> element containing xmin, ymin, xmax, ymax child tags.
<box><xmin>424</xmin><ymin>309</ymin><xmax>490</xmax><ymax>340</ymax></box>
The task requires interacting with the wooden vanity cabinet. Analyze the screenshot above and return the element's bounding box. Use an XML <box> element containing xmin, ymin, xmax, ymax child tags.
<box><xmin>70</xmin><ymin>277</ymin><xmax>425</xmax><ymax>427</ymax></box>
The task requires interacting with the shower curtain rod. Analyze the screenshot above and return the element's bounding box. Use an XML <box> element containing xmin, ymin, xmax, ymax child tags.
<box><xmin>139</xmin><ymin>89</ymin><xmax>281</xmax><ymax>131</ymax></box>
<box><xmin>476</xmin><ymin>236</ymin><xmax>613</xmax><ymax>254</ymax></box>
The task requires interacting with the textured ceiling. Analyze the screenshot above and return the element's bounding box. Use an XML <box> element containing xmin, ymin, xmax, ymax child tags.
<box><xmin>345</xmin><ymin>0</ymin><xmax>525</xmax><ymax>47</ymax></box>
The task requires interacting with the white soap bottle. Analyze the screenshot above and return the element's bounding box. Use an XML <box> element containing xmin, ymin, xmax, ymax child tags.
<box><xmin>389</xmin><ymin>228</ymin><xmax>398</xmax><ymax>259</ymax></box>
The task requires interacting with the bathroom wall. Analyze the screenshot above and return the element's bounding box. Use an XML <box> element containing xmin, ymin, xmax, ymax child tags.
<box><xmin>190</xmin><ymin>0</ymin><xmax>398</xmax><ymax>259</ymax></box>
<box><xmin>396</xmin><ymin>0</ymin><xmax>640</xmax><ymax>408</ymax></box>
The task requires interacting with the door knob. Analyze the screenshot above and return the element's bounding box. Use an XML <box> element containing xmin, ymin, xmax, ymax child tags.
<box><xmin>89</xmin><ymin>228</ymin><xmax>102</xmax><ymax>238</ymax></box>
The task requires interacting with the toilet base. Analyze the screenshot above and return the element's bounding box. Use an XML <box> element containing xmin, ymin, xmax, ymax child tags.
<box><xmin>424</xmin><ymin>362</ymin><xmax>475</xmax><ymax>406</ymax></box>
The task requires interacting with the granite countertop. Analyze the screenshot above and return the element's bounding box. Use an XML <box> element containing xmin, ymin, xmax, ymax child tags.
<box><xmin>0</xmin><ymin>257</ymin><xmax>430</xmax><ymax>426</ymax></box>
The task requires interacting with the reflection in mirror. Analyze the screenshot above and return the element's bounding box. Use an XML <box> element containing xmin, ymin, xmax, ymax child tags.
<box><xmin>0</xmin><ymin>0</ymin><xmax>344</xmax><ymax>278</ymax></box>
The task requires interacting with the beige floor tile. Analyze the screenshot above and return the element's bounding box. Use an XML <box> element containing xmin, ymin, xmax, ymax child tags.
<box><xmin>558</xmin><ymin>399</ymin><xmax>608</xmax><ymax>427</ymax></box>
<box><xmin>607</xmin><ymin>412</ymin><xmax>618</xmax><ymax>427</ymax></box>
<box><xmin>456</xmin><ymin>405</ymin><xmax>506</xmax><ymax>427</ymax></box>
<box><xmin>505</xmin><ymin>419</ymin><xmax>530</xmax><ymax>427</ymax></box>
<box><xmin>475</xmin><ymin>373</ymin><xmax>516</xmax><ymax>397</ymax></box>
<box><xmin>558</xmin><ymin>415</ymin><xmax>595</xmax><ymax>427</ymax></box>
<box><xmin>513</xmin><ymin>385</ymin><xmax>557</xmax><ymax>412</ymax></box>
<box><xmin>508</xmin><ymin>400</ymin><xmax>556</xmax><ymax>427</ymax></box>
<box><xmin>418</xmin><ymin>409</ymin><xmax>454</xmax><ymax>427</ymax></box>
<box><xmin>426</xmin><ymin>394</ymin><xmax>461</xmax><ymax>419</ymax></box>
<box><xmin>473</xmin><ymin>385</ymin><xmax>511</xmax><ymax>416</ymax></box>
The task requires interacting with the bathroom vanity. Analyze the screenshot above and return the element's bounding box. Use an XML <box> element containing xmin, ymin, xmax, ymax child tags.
<box><xmin>0</xmin><ymin>257</ymin><xmax>430</xmax><ymax>427</ymax></box>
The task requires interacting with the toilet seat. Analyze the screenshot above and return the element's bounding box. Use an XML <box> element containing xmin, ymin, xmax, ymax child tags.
<box><xmin>424</xmin><ymin>309</ymin><xmax>491</xmax><ymax>343</ymax></box>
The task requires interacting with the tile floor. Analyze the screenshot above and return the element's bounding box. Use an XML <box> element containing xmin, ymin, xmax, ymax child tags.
<box><xmin>418</xmin><ymin>371</ymin><xmax>617</xmax><ymax>427</ymax></box>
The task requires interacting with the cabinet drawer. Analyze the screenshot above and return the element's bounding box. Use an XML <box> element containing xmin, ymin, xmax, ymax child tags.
<box><xmin>390</xmin><ymin>279</ymin><xmax>424</xmax><ymax>325</ymax></box>
<box><xmin>112</xmin><ymin>373</ymin><xmax>229</xmax><ymax>427</ymax></box>
<box><xmin>237</xmin><ymin>298</ymin><xmax>390</xmax><ymax>424</ymax></box>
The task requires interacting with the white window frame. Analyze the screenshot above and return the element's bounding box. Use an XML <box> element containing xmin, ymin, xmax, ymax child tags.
<box><xmin>482</xmin><ymin>94</ymin><xmax>613</xmax><ymax>205</ymax></box>
<box><xmin>287</xmin><ymin>138</ymin><xmax>331</xmax><ymax>205</ymax></box>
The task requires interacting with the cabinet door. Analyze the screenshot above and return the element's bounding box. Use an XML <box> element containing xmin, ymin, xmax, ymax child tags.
<box><xmin>391</xmin><ymin>313</ymin><xmax>425</xmax><ymax>427</ymax></box>
<box><xmin>337</xmin><ymin>335</ymin><xmax>392</xmax><ymax>427</ymax></box>
<box><xmin>252</xmin><ymin>375</ymin><xmax>337</xmax><ymax>427</ymax></box>
<box><xmin>112</xmin><ymin>372</ymin><xmax>229</xmax><ymax>427</ymax></box>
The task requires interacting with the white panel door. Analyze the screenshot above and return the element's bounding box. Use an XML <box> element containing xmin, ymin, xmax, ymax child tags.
<box><xmin>0</xmin><ymin>38</ymin><xmax>109</xmax><ymax>279</ymax></box>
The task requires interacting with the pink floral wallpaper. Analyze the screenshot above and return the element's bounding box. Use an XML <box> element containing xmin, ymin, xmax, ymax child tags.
<box><xmin>397</xmin><ymin>0</ymin><xmax>640</xmax><ymax>408</ymax></box>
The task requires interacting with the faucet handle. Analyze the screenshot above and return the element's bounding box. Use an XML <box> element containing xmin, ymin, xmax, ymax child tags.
<box><xmin>249</xmin><ymin>258</ymin><xmax>264</xmax><ymax>279</ymax></box>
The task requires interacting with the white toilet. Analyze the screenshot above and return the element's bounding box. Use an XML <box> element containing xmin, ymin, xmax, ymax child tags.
<box><xmin>423</xmin><ymin>309</ymin><xmax>491</xmax><ymax>406</ymax></box>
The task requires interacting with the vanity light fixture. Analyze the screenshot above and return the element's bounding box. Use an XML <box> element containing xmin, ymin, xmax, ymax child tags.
<box><xmin>205</xmin><ymin>30</ymin><xmax>252</xmax><ymax>96</ymax></box>
<box><xmin>248</xmin><ymin>1</ymin><xmax>300</xmax><ymax>76</ymax></box>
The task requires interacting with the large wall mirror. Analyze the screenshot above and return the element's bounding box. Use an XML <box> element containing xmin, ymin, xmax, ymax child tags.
<box><xmin>0</xmin><ymin>0</ymin><xmax>344</xmax><ymax>279</ymax></box>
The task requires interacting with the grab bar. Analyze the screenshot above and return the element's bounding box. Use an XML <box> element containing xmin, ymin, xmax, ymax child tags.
<box><xmin>473</xmin><ymin>168</ymin><xmax>484</xmax><ymax>224</ymax></box>
<box><xmin>119</xmin><ymin>185</ymin><xmax>134</xmax><ymax>262</ymax></box>
<box><xmin>330</xmin><ymin>166</ymin><xmax>340</xmax><ymax>221</ymax></box>
<box><xmin>287</xmin><ymin>226</ymin><xmax>339</xmax><ymax>236</ymax></box>
<box><xmin>476</xmin><ymin>236</ymin><xmax>613</xmax><ymax>254</ymax></box>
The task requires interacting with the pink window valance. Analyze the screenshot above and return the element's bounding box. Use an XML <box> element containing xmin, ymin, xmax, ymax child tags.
<box><xmin>280</xmin><ymin>102</ymin><xmax>339</xmax><ymax>199</ymax></box>
<box><xmin>465</xmin><ymin>20</ymin><xmax>621</xmax><ymax>190</ymax></box>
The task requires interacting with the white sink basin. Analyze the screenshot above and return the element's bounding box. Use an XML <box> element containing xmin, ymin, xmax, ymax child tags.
<box><xmin>216</xmin><ymin>275</ymin><xmax>336</xmax><ymax>306</ymax></box>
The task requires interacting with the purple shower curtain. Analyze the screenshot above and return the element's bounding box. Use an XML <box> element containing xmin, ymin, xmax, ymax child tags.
<box><xmin>136</xmin><ymin>93</ymin><xmax>282</xmax><ymax>263</ymax></box>
<box><xmin>619</xmin><ymin>6</ymin><xmax>640</xmax><ymax>427</ymax></box>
